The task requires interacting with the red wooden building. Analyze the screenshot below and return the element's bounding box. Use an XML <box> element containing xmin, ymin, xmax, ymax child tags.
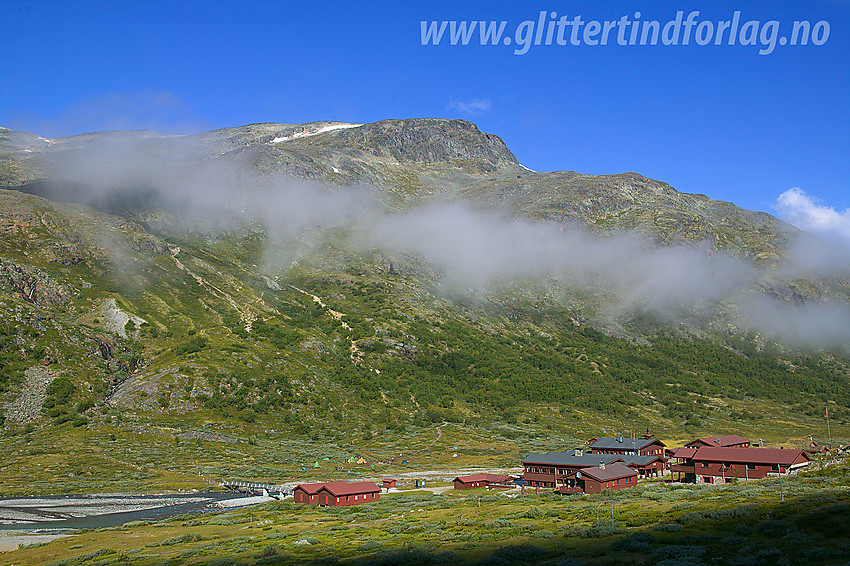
<box><xmin>382</xmin><ymin>478</ymin><xmax>397</xmax><ymax>490</ymax></box>
<box><xmin>622</xmin><ymin>454</ymin><xmax>666</xmax><ymax>478</ymax></box>
<box><xmin>293</xmin><ymin>481</ymin><xmax>381</xmax><ymax>506</ymax></box>
<box><xmin>292</xmin><ymin>482</ymin><xmax>325</xmax><ymax>504</ymax></box>
<box><xmin>670</xmin><ymin>447</ymin><xmax>810</xmax><ymax>483</ymax></box>
<box><xmin>523</xmin><ymin>451</ymin><xmax>624</xmax><ymax>489</ymax></box>
<box><xmin>589</xmin><ymin>437</ymin><xmax>666</xmax><ymax>457</ymax></box>
<box><xmin>685</xmin><ymin>434</ymin><xmax>750</xmax><ymax>448</ymax></box>
<box><xmin>453</xmin><ymin>473</ymin><xmax>515</xmax><ymax>490</ymax></box>
<box><xmin>557</xmin><ymin>462</ymin><xmax>639</xmax><ymax>495</ymax></box>
<box><xmin>668</xmin><ymin>446</ymin><xmax>698</xmax><ymax>464</ymax></box>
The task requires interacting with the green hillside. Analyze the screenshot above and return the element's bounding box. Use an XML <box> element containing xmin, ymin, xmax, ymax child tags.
<box><xmin>0</xmin><ymin>120</ymin><xmax>848</xmax><ymax>494</ymax></box>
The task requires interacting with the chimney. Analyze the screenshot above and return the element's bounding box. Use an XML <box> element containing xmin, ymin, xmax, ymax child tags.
<box><xmin>599</xmin><ymin>462</ymin><xmax>606</xmax><ymax>470</ymax></box>
<box><xmin>618</xmin><ymin>436</ymin><xmax>623</xmax><ymax>443</ymax></box>
<box><xmin>574</xmin><ymin>449</ymin><xmax>583</xmax><ymax>457</ymax></box>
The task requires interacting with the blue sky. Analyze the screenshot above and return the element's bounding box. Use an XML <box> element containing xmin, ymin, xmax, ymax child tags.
<box><xmin>1</xmin><ymin>0</ymin><xmax>848</xmax><ymax>230</ymax></box>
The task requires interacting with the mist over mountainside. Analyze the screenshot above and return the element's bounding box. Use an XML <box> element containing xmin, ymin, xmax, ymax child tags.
<box><xmin>3</xmin><ymin>119</ymin><xmax>848</xmax><ymax>343</ymax></box>
<box><xmin>0</xmin><ymin>119</ymin><xmax>848</xmax><ymax>442</ymax></box>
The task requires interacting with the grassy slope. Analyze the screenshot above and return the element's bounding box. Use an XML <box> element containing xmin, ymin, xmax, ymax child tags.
<box><xmin>0</xmin><ymin>190</ymin><xmax>849</xmax><ymax>495</ymax></box>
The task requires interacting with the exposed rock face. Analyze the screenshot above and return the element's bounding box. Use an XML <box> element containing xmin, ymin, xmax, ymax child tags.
<box><xmin>0</xmin><ymin>260</ymin><xmax>74</xmax><ymax>306</ymax></box>
<box><xmin>100</xmin><ymin>298</ymin><xmax>146</xmax><ymax>339</ymax></box>
<box><xmin>328</xmin><ymin>119</ymin><xmax>517</xmax><ymax>167</ymax></box>
<box><xmin>106</xmin><ymin>369</ymin><xmax>212</xmax><ymax>412</ymax></box>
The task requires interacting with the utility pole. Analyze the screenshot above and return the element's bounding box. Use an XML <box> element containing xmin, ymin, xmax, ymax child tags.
<box><xmin>779</xmin><ymin>472</ymin><xmax>784</xmax><ymax>503</ymax></box>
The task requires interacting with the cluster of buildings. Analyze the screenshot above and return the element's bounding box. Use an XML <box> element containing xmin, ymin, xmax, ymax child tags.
<box><xmin>522</xmin><ymin>434</ymin><xmax>811</xmax><ymax>495</ymax></box>
<box><xmin>289</xmin><ymin>433</ymin><xmax>813</xmax><ymax>506</ymax></box>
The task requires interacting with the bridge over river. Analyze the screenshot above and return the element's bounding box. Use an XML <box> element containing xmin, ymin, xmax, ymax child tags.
<box><xmin>222</xmin><ymin>480</ymin><xmax>292</xmax><ymax>497</ymax></box>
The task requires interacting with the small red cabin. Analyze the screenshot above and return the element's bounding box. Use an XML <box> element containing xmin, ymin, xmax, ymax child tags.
<box><xmin>292</xmin><ymin>483</ymin><xmax>325</xmax><ymax>504</ymax></box>
<box><xmin>453</xmin><ymin>473</ymin><xmax>515</xmax><ymax>490</ymax></box>
<box><xmin>294</xmin><ymin>481</ymin><xmax>381</xmax><ymax>506</ymax></box>
<box><xmin>559</xmin><ymin>462</ymin><xmax>638</xmax><ymax>494</ymax></box>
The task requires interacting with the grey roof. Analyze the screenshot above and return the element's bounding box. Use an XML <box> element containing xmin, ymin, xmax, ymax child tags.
<box><xmin>619</xmin><ymin>454</ymin><xmax>664</xmax><ymax>467</ymax></box>
<box><xmin>523</xmin><ymin>452</ymin><xmax>622</xmax><ymax>467</ymax></box>
<box><xmin>590</xmin><ymin>437</ymin><xmax>664</xmax><ymax>451</ymax></box>
<box><xmin>578</xmin><ymin>462</ymin><xmax>638</xmax><ymax>482</ymax></box>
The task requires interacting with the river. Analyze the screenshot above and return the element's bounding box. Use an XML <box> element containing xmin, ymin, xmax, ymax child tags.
<box><xmin>0</xmin><ymin>492</ymin><xmax>255</xmax><ymax>533</ymax></box>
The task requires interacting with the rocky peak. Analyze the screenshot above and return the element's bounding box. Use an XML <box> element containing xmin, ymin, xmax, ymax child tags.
<box><xmin>330</xmin><ymin>118</ymin><xmax>518</xmax><ymax>167</ymax></box>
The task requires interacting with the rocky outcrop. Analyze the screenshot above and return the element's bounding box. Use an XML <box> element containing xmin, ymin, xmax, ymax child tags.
<box><xmin>0</xmin><ymin>259</ymin><xmax>74</xmax><ymax>306</ymax></box>
<box><xmin>329</xmin><ymin>119</ymin><xmax>518</xmax><ymax>167</ymax></box>
<box><xmin>2</xmin><ymin>366</ymin><xmax>59</xmax><ymax>424</ymax></box>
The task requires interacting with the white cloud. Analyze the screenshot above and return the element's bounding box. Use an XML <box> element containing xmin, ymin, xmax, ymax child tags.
<box><xmin>776</xmin><ymin>188</ymin><xmax>850</xmax><ymax>241</ymax></box>
<box><xmin>446</xmin><ymin>98</ymin><xmax>492</xmax><ymax>117</ymax></box>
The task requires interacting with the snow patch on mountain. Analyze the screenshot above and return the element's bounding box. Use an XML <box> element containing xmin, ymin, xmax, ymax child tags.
<box><xmin>271</xmin><ymin>123</ymin><xmax>362</xmax><ymax>144</ymax></box>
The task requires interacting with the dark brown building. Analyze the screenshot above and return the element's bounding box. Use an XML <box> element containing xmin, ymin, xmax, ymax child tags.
<box><xmin>453</xmin><ymin>473</ymin><xmax>515</xmax><ymax>490</ymax></box>
<box><xmin>523</xmin><ymin>451</ymin><xmax>624</xmax><ymax>489</ymax></box>
<box><xmin>558</xmin><ymin>462</ymin><xmax>639</xmax><ymax>495</ymax></box>
<box><xmin>293</xmin><ymin>481</ymin><xmax>381</xmax><ymax>506</ymax></box>
<box><xmin>671</xmin><ymin>447</ymin><xmax>810</xmax><ymax>483</ymax></box>
<box><xmin>293</xmin><ymin>482</ymin><xmax>325</xmax><ymax>504</ymax></box>
<box><xmin>621</xmin><ymin>454</ymin><xmax>666</xmax><ymax>478</ymax></box>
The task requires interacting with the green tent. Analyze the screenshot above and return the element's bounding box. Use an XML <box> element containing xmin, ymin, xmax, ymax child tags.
<box><xmin>313</xmin><ymin>461</ymin><xmax>320</xmax><ymax>468</ymax></box>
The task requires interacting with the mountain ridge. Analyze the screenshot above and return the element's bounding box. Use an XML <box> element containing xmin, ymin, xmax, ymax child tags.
<box><xmin>0</xmin><ymin>118</ymin><xmax>798</xmax><ymax>257</ymax></box>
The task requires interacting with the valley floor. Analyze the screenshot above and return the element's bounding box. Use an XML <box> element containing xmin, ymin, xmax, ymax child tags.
<box><xmin>1</xmin><ymin>460</ymin><xmax>848</xmax><ymax>565</ymax></box>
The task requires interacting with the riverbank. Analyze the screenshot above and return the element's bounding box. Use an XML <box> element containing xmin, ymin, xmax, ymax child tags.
<box><xmin>0</xmin><ymin>532</ymin><xmax>70</xmax><ymax>552</ymax></box>
<box><xmin>0</xmin><ymin>491</ymin><xmax>281</xmax><ymax>553</ymax></box>
<box><xmin>0</xmin><ymin>494</ymin><xmax>212</xmax><ymax>524</ymax></box>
